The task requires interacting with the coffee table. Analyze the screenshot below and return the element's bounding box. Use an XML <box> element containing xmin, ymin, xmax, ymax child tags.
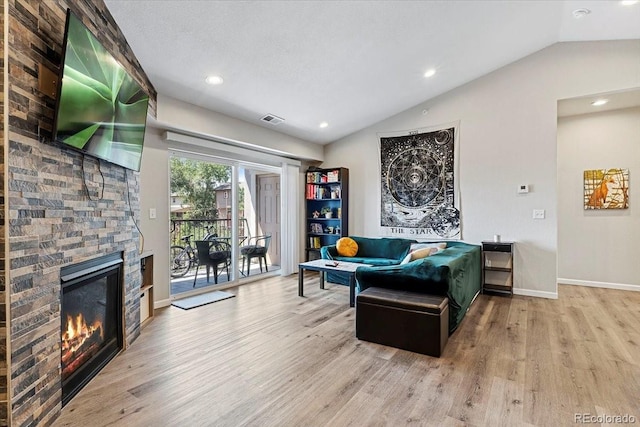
<box><xmin>298</xmin><ymin>259</ymin><xmax>371</xmax><ymax>307</ymax></box>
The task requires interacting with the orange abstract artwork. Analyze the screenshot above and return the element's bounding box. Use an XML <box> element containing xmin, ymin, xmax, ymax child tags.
<box><xmin>584</xmin><ymin>168</ymin><xmax>629</xmax><ymax>210</ymax></box>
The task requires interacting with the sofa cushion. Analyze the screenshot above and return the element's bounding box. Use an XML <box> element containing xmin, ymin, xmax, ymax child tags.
<box><xmin>400</xmin><ymin>242</ymin><xmax>448</xmax><ymax>264</ymax></box>
<box><xmin>400</xmin><ymin>247</ymin><xmax>435</xmax><ymax>264</ymax></box>
<box><xmin>334</xmin><ymin>256</ymin><xmax>398</xmax><ymax>266</ymax></box>
<box><xmin>336</xmin><ymin>237</ymin><xmax>358</xmax><ymax>257</ymax></box>
<box><xmin>351</xmin><ymin>236</ymin><xmax>415</xmax><ymax>260</ymax></box>
<box><xmin>410</xmin><ymin>242</ymin><xmax>447</xmax><ymax>253</ymax></box>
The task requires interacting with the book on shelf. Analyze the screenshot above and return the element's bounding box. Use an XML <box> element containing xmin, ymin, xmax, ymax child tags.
<box><xmin>306</xmin><ymin>184</ymin><xmax>334</xmax><ymax>199</ymax></box>
<box><xmin>307</xmin><ymin>171</ymin><xmax>331</xmax><ymax>184</ymax></box>
<box><xmin>327</xmin><ymin>170</ymin><xmax>339</xmax><ymax>182</ymax></box>
<box><xmin>308</xmin><ymin>237</ymin><xmax>322</xmax><ymax>249</ymax></box>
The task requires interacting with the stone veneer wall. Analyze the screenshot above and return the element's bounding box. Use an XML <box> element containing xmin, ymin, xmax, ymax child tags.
<box><xmin>4</xmin><ymin>1</ymin><xmax>156</xmax><ymax>425</ymax></box>
<box><xmin>1</xmin><ymin>0</ymin><xmax>7</xmax><ymax>425</ymax></box>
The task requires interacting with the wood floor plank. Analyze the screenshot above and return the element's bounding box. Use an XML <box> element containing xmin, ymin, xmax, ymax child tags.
<box><xmin>53</xmin><ymin>280</ymin><xmax>640</xmax><ymax>427</ymax></box>
<box><xmin>482</xmin><ymin>376</ymin><xmax>524</xmax><ymax>427</ymax></box>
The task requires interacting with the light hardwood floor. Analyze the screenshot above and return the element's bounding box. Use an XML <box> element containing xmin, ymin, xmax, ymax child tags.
<box><xmin>54</xmin><ymin>274</ymin><xmax>640</xmax><ymax>427</ymax></box>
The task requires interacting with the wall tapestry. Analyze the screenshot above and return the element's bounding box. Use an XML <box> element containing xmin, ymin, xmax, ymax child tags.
<box><xmin>379</xmin><ymin>122</ymin><xmax>460</xmax><ymax>239</ymax></box>
<box><xmin>584</xmin><ymin>168</ymin><xmax>629</xmax><ymax>210</ymax></box>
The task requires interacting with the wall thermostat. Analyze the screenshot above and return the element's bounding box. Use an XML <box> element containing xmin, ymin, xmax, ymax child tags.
<box><xmin>517</xmin><ymin>184</ymin><xmax>529</xmax><ymax>194</ymax></box>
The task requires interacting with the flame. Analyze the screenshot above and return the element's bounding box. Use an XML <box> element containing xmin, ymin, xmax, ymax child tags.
<box><xmin>61</xmin><ymin>313</ymin><xmax>104</xmax><ymax>354</ymax></box>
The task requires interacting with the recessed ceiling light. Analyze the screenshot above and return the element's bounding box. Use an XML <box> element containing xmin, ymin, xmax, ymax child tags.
<box><xmin>572</xmin><ymin>8</ymin><xmax>591</xmax><ymax>19</ymax></box>
<box><xmin>424</xmin><ymin>68</ymin><xmax>436</xmax><ymax>78</ymax></box>
<box><xmin>591</xmin><ymin>99</ymin><xmax>608</xmax><ymax>106</ymax></box>
<box><xmin>621</xmin><ymin>0</ymin><xmax>638</xmax><ymax>5</ymax></box>
<box><xmin>319</xmin><ymin>122</ymin><xmax>329</xmax><ymax>128</ymax></box>
<box><xmin>205</xmin><ymin>75</ymin><xmax>224</xmax><ymax>85</ymax></box>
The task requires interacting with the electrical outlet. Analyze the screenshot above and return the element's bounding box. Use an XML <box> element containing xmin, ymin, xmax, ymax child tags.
<box><xmin>533</xmin><ymin>209</ymin><xmax>545</xmax><ymax>219</ymax></box>
<box><xmin>149</xmin><ymin>208</ymin><xmax>157</xmax><ymax>219</ymax></box>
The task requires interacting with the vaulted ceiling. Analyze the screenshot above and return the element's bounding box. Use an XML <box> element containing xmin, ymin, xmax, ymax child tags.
<box><xmin>104</xmin><ymin>0</ymin><xmax>640</xmax><ymax>144</ymax></box>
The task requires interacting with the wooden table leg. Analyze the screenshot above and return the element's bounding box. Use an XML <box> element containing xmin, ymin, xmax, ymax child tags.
<box><xmin>298</xmin><ymin>266</ymin><xmax>304</xmax><ymax>297</ymax></box>
<box><xmin>349</xmin><ymin>274</ymin><xmax>355</xmax><ymax>307</ymax></box>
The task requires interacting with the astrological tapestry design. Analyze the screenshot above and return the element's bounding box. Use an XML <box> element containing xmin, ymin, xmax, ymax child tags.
<box><xmin>379</xmin><ymin>123</ymin><xmax>460</xmax><ymax>239</ymax></box>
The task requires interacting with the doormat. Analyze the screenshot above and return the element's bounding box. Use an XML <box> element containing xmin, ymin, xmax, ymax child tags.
<box><xmin>172</xmin><ymin>291</ymin><xmax>235</xmax><ymax>310</ymax></box>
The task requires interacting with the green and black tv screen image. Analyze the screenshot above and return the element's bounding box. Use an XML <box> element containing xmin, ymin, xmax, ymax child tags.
<box><xmin>54</xmin><ymin>11</ymin><xmax>149</xmax><ymax>171</ymax></box>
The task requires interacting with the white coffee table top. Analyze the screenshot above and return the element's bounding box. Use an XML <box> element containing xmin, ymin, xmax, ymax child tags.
<box><xmin>299</xmin><ymin>259</ymin><xmax>371</xmax><ymax>273</ymax></box>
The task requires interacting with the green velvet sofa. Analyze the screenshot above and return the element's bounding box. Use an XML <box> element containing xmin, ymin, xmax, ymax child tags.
<box><xmin>321</xmin><ymin>237</ymin><xmax>482</xmax><ymax>333</ymax></box>
<box><xmin>320</xmin><ymin>236</ymin><xmax>415</xmax><ymax>284</ymax></box>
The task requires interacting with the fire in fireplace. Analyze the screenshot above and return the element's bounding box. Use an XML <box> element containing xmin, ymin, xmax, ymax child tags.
<box><xmin>60</xmin><ymin>252</ymin><xmax>124</xmax><ymax>406</ymax></box>
<box><xmin>61</xmin><ymin>312</ymin><xmax>105</xmax><ymax>380</ymax></box>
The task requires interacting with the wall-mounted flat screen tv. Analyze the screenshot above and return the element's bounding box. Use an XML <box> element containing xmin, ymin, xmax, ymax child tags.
<box><xmin>53</xmin><ymin>9</ymin><xmax>149</xmax><ymax>172</ymax></box>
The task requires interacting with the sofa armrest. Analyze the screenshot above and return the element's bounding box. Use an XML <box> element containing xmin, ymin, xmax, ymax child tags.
<box><xmin>320</xmin><ymin>245</ymin><xmax>338</xmax><ymax>260</ymax></box>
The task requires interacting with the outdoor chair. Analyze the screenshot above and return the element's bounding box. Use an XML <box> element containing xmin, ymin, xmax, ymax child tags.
<box><xmin>240</xmin><ymin>234</ymin><xmax>271</xmax><ymax>276</ymax></box>
<box><xmin>194</xmin><ymin>240</ymin><xmax>232</xmax><ymax>286</ymax></box>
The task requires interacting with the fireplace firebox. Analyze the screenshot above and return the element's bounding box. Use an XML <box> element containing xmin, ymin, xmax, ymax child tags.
<box><xmin>60</xmin><ymin>252</ymin><xmax>124</xmax><ymax>406</ymax></box>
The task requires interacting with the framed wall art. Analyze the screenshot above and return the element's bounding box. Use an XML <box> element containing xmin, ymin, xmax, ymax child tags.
<box><xmin>583</xmin><ymin>168</ymin><xmax>629</xmax><ymax>210</ymax></box>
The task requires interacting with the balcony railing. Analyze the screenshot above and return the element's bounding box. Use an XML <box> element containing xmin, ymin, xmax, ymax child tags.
<box><xmin>170</xmin><ymin>218</ymin><xmax>249</xmax><ymax>247</ymax></box>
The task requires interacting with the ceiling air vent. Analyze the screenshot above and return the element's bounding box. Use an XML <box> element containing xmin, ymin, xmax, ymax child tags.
<box><xmin>261</xmin><ymin>114</ymin><xmax>285</xmax><ymax>125</ymax></box>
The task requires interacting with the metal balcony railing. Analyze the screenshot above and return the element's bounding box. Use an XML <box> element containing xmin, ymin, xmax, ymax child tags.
<box><xmin>170</xmin><ymin>218</ymin><xmax>249</xmax><ymax>247</ymax></box>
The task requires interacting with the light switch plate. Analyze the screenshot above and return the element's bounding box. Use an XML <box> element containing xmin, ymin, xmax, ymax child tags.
<box><xmin>533</xmin><ymin>209</ymin><xmax>545</xmax><ymax>219</ymax></box>
<box><xmin>149</xmin><ymin>208</ymin><xmax>157</xmax><ymax>219</ymax></box>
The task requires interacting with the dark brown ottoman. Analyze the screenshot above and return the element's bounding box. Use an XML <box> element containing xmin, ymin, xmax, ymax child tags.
<box><xmin>356</xmin><ymin>287</ymin><xmax>449</xmax><ymax>357</ymax></box>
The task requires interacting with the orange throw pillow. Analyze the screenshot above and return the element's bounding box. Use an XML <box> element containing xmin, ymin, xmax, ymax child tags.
<box><xmin>336</xmin><ymin>237</ymin><xmax>358</xmax><ymax>257</ymax></box>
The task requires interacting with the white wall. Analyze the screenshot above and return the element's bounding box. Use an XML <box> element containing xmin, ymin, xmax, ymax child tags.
<box><xmin>323</xmin><ymin>40</ymin><xmax>640</xmax><ymax>297</ymax></box>
<box><xmin>557</xmin><ymin>106</ymin><xmax>640</xmax><ymax>290</ymax></box>
<box><xmin>156</xmin><ymin>94</ymin><xmax>324</xmax><ymax>161</ymax></box>
<box><xmin>139</xmin><ymin>127</ymin><xmax>172</xmax><ymax>306</ymax></box>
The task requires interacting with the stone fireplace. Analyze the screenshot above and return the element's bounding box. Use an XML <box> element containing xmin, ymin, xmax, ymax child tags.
<box><xmin>1</xmin><ymin>0</ymin><xmax>157</xmax><ymax>425</ymax></box>
<box><xmin>60</xmin><ymin>252</ymin><xmax>124</xmax><ymax>406</ymax></box>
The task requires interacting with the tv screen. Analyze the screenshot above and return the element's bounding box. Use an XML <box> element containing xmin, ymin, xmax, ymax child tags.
<box><xmin>53</xmin><ymin>10</ymin><xmax>149</xmax><ymax>171</ymax></box>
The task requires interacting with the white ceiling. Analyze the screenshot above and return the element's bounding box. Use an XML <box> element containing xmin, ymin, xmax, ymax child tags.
<box><xmin>104</xmin><ymin>0</ymin><xmax>640</xmax><ymax>144</ymax></box>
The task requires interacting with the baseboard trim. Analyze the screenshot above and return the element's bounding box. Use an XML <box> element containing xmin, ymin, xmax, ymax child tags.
<box><xmin>558</xmin><ymin>278</ymin><xmax>640</xmax><ymax>292</ymax></box>
<box><xmin>155</xmin><ymin>299</ymin><xmax>171</xmax><ymax>309</ymax></box>
<box><xmin>513</xmin><ymin>288</ymin><xmax>558</xmax><ymax>299</ymax></box>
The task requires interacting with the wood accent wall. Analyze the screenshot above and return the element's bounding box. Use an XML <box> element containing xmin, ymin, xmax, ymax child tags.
<box><xmin>2</xmin><ymin>0</ymin><xmax>157</xmax><ymax>425</ymax></box>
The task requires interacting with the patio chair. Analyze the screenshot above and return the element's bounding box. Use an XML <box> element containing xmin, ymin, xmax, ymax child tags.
<box><xmin>194</xmin><ymin>240</ymin><xmax>232</xmax><ymax>286</ymax></box>
<box><xmin>240</xmin><ymin>234</ymin><xmax>271</xmax><ymax>276</ymax></box>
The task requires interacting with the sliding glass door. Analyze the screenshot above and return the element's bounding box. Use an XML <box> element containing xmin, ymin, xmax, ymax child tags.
<box><xmin>169</xmin><ymin>152</ymin><xmax>281</xmax><ymax>298</ymax></box>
